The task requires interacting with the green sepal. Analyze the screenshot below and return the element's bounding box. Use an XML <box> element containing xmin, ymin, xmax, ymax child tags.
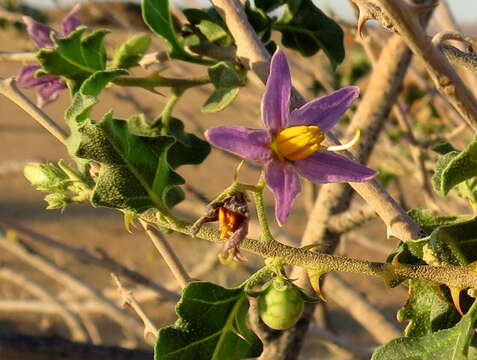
<box><xmin>111</xmin><ymin>33</ymin><xmax>151</xmax><ymax>69</ymax></box>
<box><xmin>273</xmin><ymin>0</ymin><xmax>344</xmax><ymax>68</ymax></box>
<box><xmin>36</xmin><ymin>26</ymin><xmax>108</xmax><ymax>91</ymax></box>
<box><xmin>372</xmin><ymin>299</ymin><xmax>477</xmax><ymax>360</ymax></box>
<box><xmin>154</xmin><ymin>282</ymin><xmax>262</xmax><ymax>360</ymax></box>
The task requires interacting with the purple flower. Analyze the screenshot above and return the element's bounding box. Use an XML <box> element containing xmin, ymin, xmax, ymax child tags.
<box><xmin>206</xmin><ymin>50</ymin><xmax>377</xmax><ymax>226</ymax></box>
<box><xmin>16</xmin><ymin>4</ymin><xmax>81</xmax><ymax>107</ymax></box>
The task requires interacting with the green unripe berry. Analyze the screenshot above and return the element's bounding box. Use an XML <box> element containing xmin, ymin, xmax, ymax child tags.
<box><xmin>258</xmin><ymin>277</ymin><xmax>305</xmax><ymax>330</ymax></box>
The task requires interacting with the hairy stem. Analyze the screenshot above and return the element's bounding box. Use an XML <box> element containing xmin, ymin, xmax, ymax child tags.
<box><xmin>112</xmin><ymin>74</ymin><xmax>210</xmax><ymax>91</ymax></box>
<box><xmin>253</xmin><ymin>176</ymin><xmax>274</xmax><ymax>242</ymax></box>
<box><xmin>143</xmin><ymin>212</ymin><xmax>477</xmax><ymax>289</ymax></box>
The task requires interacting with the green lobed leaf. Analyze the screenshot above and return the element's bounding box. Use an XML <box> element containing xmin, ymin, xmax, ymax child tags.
<box><xmin>65</xmin><ymin>70</ymin><xmax>184</xmax><ymax>212</ymax></box>
<box><xmin>182</xmin><ymin>8</ymin><xmax>231</xmax><ymax>44</ymax></box>
<box><xmin>397</xmin><ymin>280</ymin><xmax>459</xmax><ymax>338</ymax></box>
<box><xmin>202</xmin><ymin>62</ymin><xmax>241</xmax><ymax>113</ymax></box>
<box><xmin>273</xmin><ymin>0</ymin><xmax>344</xmax><ymax>68</ymax></box>
<box><xmin>111</xmin><ymin>33</ymin><xmax>151</xmax><ymax>69</ymax></box>
<box><xmin>36</xmin><ymin>26</ymin><xmax>108</xmax><ymax>91</ymax></box>
<box><xmin>408</xmin><ymin>208</ymin><xmax>471</xmax><ymax>234</ymax></box>
<box><xmin>244</xmin><ymin>3</ymin><xmax>271</xmax><ymax>42</ymax></box>
<box><xmin>164</xmin><ymin>117</ymin><xmax>211</xmax><ymax>168</ymax></box>
<box><xmin>427</xmin><ymin>217</ymin><xmax>477</xmax><ymax>266</ymax></box>
<box><xmin>372</xmin><ymin>299</ymin><xmax>477</xmax><ymax>360</ymax></box>
<box><xmin>76</xmin><ymin>112</ymin><xmax>184</xmax><ymax>211</ymax></box>
<box><xmin>202</xmin><ymin>87</ymin><xmax>240</xmax><ymax>113</ymax></box>
<box><xmin>141</xmin><ymin>0</ymin><xmax>181</xmax><ymax>55</ymax></box>
<box><xmin>141</xmin><ymin>0</ymin><xmax>210</xmax><ymax>64</ymax></box>
<box><xmin>432</xmin><ymin>136</ymin><xmax>477</xmax><ymax>196</ymax></box>
<box><xmin>125</xmin><ymin>115</ymin><xmax>211</xmax><ymax>169</ymax></box>
<box><xmin>155</xmin><ymin>282</ymin><xmax>263</xmax><ymax>360</ymax></box>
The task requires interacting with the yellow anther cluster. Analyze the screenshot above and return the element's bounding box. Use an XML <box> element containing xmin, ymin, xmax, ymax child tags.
<box><xmin>218</xmin><ymin>207</ymin><xmax>240</xmax><ymax>239</ymax></box>
<box><xmin>272</xmin><ymin>125</ymin><xmax>325</xmax><ymax>161</ymax></box>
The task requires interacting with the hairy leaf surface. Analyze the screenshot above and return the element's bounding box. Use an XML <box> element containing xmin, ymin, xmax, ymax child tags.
<box><xmin>66</xmin><ymin>70</ymin><xmax>184</xmax><ymax>211</ymax></box>
<box><xmin>398</xmin><ymin>280</ymin><xmax>459</xmax><ymax>338</ymax></box>
<box><xmin>373</xmin><ymin>300</ymin><xmax>477</xmax><ymax>360</ymax></box>
<box><xmin>432</xmin><ymin>137</ymin><xmax>477</xmax><ymax>196</ymax></box>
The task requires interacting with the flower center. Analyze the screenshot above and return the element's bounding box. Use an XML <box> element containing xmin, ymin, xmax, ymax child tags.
<box><xmin>271</xmin><ymin>125</ymin><xmax>326</xmax><ymax>161</ymax></box>
<box><xmin>218</xmin><ymin>207</ymin><xmax>241</xmax><ymax>239</ymax></box>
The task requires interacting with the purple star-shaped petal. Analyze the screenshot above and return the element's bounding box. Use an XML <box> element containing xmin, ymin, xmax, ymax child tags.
<box><xmin>261</xmin><ymin>50</ymin><xmax>291</xmax><ymax>133</ymax></box>
<box><xmin>205</xmin><ymin>126</ymin><xmax>272</xmax><ymax>162</ymax></box>
<box><xmin>206</xmin><ymin>50</ymin><xmax>377</xmax><ymax>225</ymax></box>
<box><xmin>290</xmin><ymin>86</ymin><xmax>360</xmax><ymax>132</ymax></box>
<box><xmin>264</xmin><ymin>160</ymin><xmax>301</xmax><ymax>226</ymax></box>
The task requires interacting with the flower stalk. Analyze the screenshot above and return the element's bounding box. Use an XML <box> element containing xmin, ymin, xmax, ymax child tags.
<box><xmin>253</xmin><ymin>175</ymin><xmax>275</xmax><ymax>242</ymax></box>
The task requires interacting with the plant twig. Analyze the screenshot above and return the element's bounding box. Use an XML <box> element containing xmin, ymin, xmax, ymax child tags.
<box><xmin>0</xmin><ymin>267</ymin><xmax>88</xmax><ymax>342</ymax></box>
<box><xmin>111</xmin><ymin>274</ymin><xmax>158</xmax><ymax>344</ymax></box>
<box><xmin>0</xmin><ymin>51</ymin><xmax>36</xmax><ymax>62</ymax></box>
<box><xmin>0</xmin><ymin>7</ymin><xmax>23</xmax><ymax>22</ymax></box>
<box><xmin>0</xmin><ymin>77</ymin><xmax>68</xmax><ymax>144</ymax></box>
<box><xmin>327</xmin><ymin>205</ymin><xmax>377</xmax><ymax>234</ymax></box>
<box><xmin>0</xmin><ymin>234</ymin><xmax>144</xmax><ymax>338</ymax></box>
<box><xmin>0</xmin><ymin>220</ymin><xmax>180</xmax><ymax>301</ymax></box>
<box><xmin>352</xmin><ymin>0</ymin><xmax>477</xmax><ymax>131</ymax></box>
<box><xmin>139</xmin><ymin>219</ymin><xmax>191</xmax><ymax>288</ymax></box>
<box><xmin>323</xmin><ymin>274</ymin><xmax>401</xmax><ymax>343</ymax></box>
<box><xmin>308</xmin><ymin>325</ymin><xmax>373</xmax><ymax>359</ymax></box>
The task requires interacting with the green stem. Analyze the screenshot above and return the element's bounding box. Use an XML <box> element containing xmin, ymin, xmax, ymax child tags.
<box><xmin>142</xmin><ymin>209</ymin><xmax>477</xmax><ymax>290</ymax></box>
<box><xmin>113</xmin><ymin>74</ymin><xmax>210</xmax><ymax>91</ymax></box>
<box><xmin>160</xmin><ymin>90</ymin><xmax>183</xmax><ymax>135</ymax></box>
<box><xmin>253</xmin><ymin>175</ymin><xmax>274</xmax><ymax>242</ymax></box>
<box><xmin>241</xmin><ymin>266</ymin><xmax>273</xmax><ymax>292</ymax></box>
